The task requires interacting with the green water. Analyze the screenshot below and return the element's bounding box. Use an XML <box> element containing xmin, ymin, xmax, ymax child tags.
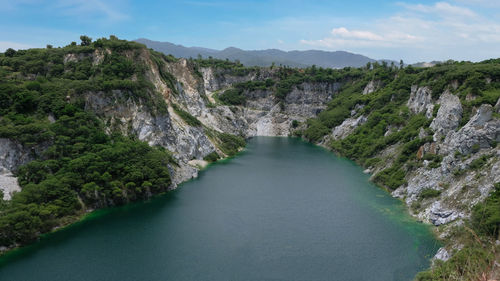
<box><xmin>0</xmin><ymin>137</ymin><xmax>439</xmax><ymax>281</ymax></box>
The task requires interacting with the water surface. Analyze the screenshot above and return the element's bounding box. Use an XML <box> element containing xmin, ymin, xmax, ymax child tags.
<box><xmin>0</xmin><ymin>137</ymin><xmax>439</xmax><ymax>281</ymax></box>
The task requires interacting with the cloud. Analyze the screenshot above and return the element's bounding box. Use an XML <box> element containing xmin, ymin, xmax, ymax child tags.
<box><xmin>0</xmin><ymin>41</ymin><xmax>36</xmax><ymax>52</ymax></box>
<box><xmin>300</xmin><ymin>1</ymin><xmax>500</xmax><ymax>61</ymax></box>
<box><xmin>401</xmin><ymin>2</ymin><xmax>477</xmax><ymax>17</ymax></box>
<box><xmin>53</xmin><ymin>0</ymin><xmax>129</xmax><ymax>22</ymax></box>
<box><xmin>301</xmin><ymin>25</ymin><xmax>421</xmax><ymax>49</ymax></box>
<box><xmin>331</xmin><ymin>27</ymin><xmax>383</xmax><ymax>41</ymax></box>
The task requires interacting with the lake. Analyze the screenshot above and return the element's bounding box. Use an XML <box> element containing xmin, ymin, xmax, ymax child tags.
<box><xmin>0</xmin><ymin>137</ymin><xmax>439</xmax><ymax>281</ymax></box>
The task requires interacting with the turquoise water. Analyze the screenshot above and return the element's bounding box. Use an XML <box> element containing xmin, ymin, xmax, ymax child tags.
<box><xmin>0</xmin><ymin>137</ymin><xmax>439</xmax><ymax>281</ymax></box>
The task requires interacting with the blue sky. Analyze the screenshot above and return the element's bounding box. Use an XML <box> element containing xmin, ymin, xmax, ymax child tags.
<box><xmin>1</xmin><ymin>0</ymin><xmax>499</xmax><ymax>63</ymax></box>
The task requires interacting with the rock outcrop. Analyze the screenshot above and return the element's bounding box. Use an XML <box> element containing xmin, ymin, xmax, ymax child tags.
<box><xmin>0</xmin><ymin>139</ymin><xmax>36</xmax><ymax>200</ymax></box>
<box><xmin>362</xmin><ymin>80</ymin><xmax>381</xmax><ymax>95</ymax></box>
<box><xmin>407</xmin><ymin>85</ymin><xmax>433</xmax><ymax>115</ymax></box>
<box><xmin>331</xmin><ymin>115</ymin><xmax>367</xmax><ymax>140</ymax></box>
<box><xmin>430</xmin><ymin>91</ymin><xmax>462</xmax><ymax>138</ymax></box>
<box><xmin>443</xmin><ymin>104</ymin><xmax>500</xmax><ymax>155</ymax></box>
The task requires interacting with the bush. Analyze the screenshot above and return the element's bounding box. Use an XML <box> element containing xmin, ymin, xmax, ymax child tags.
<box><xmin>471</xmin><ymin>182</ymin><xmax>500</xmax><ymax>237</ymax></box>
<box><xmin>415</xmin><ymin>245</ymin><xmax>494</xmax><ymax>281</ymax></box>
<box><xmin>171</xmin><ymin>103</ymin><xmax>202</xmax><ymax>127</ymax></box>
<box><xmin>373</xmin><ymin>166</ymin><xmax>406</xmax><ymax>190</ymax></box>
<box><xmin>303</xmin><ymin>119</ymin><xmax>329</xmax><ymax>142</ymax></box>
<box><xmin>469</xmin><ymin>154</ymin><xmax>489</xmax><ymax>170</ymax></box>
<box><xmin>420</xmin><ymin>188</ymin><xmax>441</xmax><ymax>199</ymax></box>
<box><xmin>203</xmin><ymin>151</ymin><xmax>220</xmax><ymax>162</ymax></box>
<box><xmin>219</xmin><ymin>88</ymin><xmax>246</xmax><ymax>105</ymax></box>
<box><xmin>217</xmin><ymin>133</ymin><xmax>245</xmax><ymax>157</ymax></box>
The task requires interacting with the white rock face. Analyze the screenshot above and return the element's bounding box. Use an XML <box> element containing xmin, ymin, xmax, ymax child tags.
<box><xmin>430</xmin><ymin>91</ymin><xmax>462</xmax><ymax>138</ymax></box>
<box><xmin>331</xmin><ymin>115</ymin><xmax>367</xmax><ymax>140</ymax></box>
<box><xmin>433</xmin><ymin>247</ymin><xmax>451</xmax><ymax>262</ymax></box>
<box><xmin>362</xmin><ymin>80</ymin><xmax>381</xmax><ymax>95</ymax></box>
<box><xmin>0</xmin><ymin>173</ymin><xmax>20</xmax><ymax>200</ymax></box>
<box><xmin>0</xmin><ymin>139</ymin><xmax>35</xmax><ymax>200</ymax></box>
<box><xmin>427</xmin><ymin>201</ymin><xmax>464</xmax><ymax>226</ymax></box>
<box><xmin>407</xmin><ymin>85</ymin><xmax>432</xmax><ymax>114</ymax></box>
<box><xmin>442</xmin><ymin>104</ymin><xmax>500</xmax><ymax>155</ymax></box>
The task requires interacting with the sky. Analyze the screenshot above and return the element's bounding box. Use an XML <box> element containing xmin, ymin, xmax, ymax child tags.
<box><xmin>1</xmin><ymin>0</ymin><xmax>499</xmax><ymax>63</ymax></box>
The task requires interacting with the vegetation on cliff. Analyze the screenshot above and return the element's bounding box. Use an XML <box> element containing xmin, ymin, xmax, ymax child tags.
<box><xmin>0</xmin><ymin>37</ymin><xmax>179</xmax><ymax>248</ymax></box>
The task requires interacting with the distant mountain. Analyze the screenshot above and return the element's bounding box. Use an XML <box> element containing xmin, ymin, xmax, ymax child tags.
<box><xmin>135</xmin><ymin>38</ymin><xmax>376</xmax><ymax>68</ymax></box>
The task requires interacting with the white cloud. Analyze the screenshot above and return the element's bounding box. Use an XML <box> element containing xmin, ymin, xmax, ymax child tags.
<box><xmin>301</xmin><ymin>25</ymin><xmax>421</xmax><ymax>49</ymax></box>
<box><xmin>0</xmin><ymin>41</ymin><xmax>36</xmax><ymax>52</ymax></box>
<box><xmin>401</xmin><ymin>2</ymin><xmax>477</xmax><ymax>17</ymax></box>
<box><xmin>331</xmin><ymin>27</ymin><xmax>383</xmax><ymax>41</ymax></box>
<box><xmin>300</xmin><ymin>1</ymin><xmax>500</xmax><ymax>62</ymax></box>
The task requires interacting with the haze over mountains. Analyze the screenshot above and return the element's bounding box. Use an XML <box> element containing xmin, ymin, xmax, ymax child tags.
<box><xmin>135</xmin><ymin>38</ymin><xmax>378</xmax><ymax>68</ymax></box>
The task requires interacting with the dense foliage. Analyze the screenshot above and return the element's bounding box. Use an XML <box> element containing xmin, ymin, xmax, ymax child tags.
<box><xmin>0</xmin><ymin>36</ymin><xmax>176</xmax><ymax>247</ymax></box>
<box><xmin>193</xmin><ymin>57</ymin><xmax>258</xmax><ymax>76</ymax></box>
<box><xmin>217</xmin><ymin>133</ymin><xmax>246</xmax><ymax>157</ymax></box>
<box><xmin>217</xmin><ymin>79</ymin><xmax>274</xmax><ymax>106</ymax></box>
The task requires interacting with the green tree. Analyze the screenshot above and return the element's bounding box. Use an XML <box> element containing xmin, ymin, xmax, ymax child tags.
<box><xmin>4</xmin><ymin>48</ymin><xmax>16</xmax><ymax>57</ymax></box>
<box><xmin>80</xmin><ymin>35</ymin><xmax>92</xmax><ymax>46</ymax></box>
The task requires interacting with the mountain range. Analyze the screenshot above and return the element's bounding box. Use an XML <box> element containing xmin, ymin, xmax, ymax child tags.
<box><xmin>135</xmin><ymin>38</ymin><xmax>377</xmax><ymax>68</ymax></box>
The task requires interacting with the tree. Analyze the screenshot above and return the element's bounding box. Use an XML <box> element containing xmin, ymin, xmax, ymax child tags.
<box><xmin>400</xmin><ymin>59</ymin><xmax>404</xmax><ymax>69</ymax></box>
<box><xmin>46</xmin><ymin>44</ymin><xmax>53</xmax><ymax>49</ymax></box>
<box><xmin>5</xmin><ymin>48</ymin><xmax>16</xmax><ymax>57</ymax></box>
<box><xmin>80</xmin><ymin>35</ymin><xmax>92</xmax><ymax>46</ymax></box>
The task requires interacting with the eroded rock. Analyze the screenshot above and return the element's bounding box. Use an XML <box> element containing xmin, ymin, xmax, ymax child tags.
<box><xmin>430</xmin><ymin>91</ymin><xmax>462</xmax><ymax>138</ymax></box>
<box><xmin>407</xmin><ymin>85</ymin><xmax>432</xmax><ymax>114</ymax></box>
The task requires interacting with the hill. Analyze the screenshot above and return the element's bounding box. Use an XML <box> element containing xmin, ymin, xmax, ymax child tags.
<box><xmin>135</xmin><ymin>38</ymin><xmax>375</xmax><ymax>68</ymax></box>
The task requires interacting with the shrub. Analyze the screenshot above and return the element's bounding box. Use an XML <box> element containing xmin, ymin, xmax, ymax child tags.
<box><xmin>203</xmin><ymin>151</ymin><xmax>220</xmax><ymax>162</ymax></box>
<box><xmin>171</xmin><ymin>103</ymin><xmax>202</xmax><ymax>127</ymax></box>
<box><xmin>469</xmin><ymin>154</ymin><xmax>489</xmax><ymax>170</ymax></box>
<box><xmin>471</xmin><ymin>182</ymin><xmax>500</xmax><ymax>237</ymax></box>
<box><xmin>373</xmin><ymin>166</ymin><xmax>406</xmax><ymax>190</ymax></box>
<box><xmin>303</xmin><ymin>119</ymin><xmax>330</xmax><ymax>142</ymax></box>
<box><xmin>217</xmin><ymin>133</ymin><xmax>246</xmax><ymax>157</ymax></box>
<box><xmin>420</xmin><ymin>188</ymin><xmax>441</xmax><ymax>199</ymax></box>
<box><xmin>219</xmin><ymin>88</ymin><xmax>246</xmax><ymax>105</ymax></box>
